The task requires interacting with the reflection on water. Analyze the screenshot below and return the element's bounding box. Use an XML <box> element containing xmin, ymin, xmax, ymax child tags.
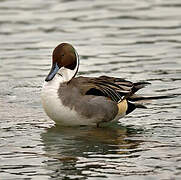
<box><xmin>42</xmin><ymin>125</ymin><xmax>142</xmax><ymax>156</ymax></box>
<box><xmin>41</xmin><ymin>125</ymin><xmax>146</xmax><ymax>179</ymax></box>
<box><xmin>0</xmin><ymin>0</ymin><xmax>181</xmax><ymax>179</ymax></box>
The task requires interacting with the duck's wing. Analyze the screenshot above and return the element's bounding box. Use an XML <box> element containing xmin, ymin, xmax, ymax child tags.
<box><xmin>70</xmin><ymin>76</ymin><xmax>150</xmax><ymax>103</ymax></box>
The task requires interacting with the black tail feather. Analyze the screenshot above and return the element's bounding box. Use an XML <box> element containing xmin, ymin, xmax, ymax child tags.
<box><xmin>126</xmin><ymin>101</ymin><xmax>147</xmax><ymax>115</ymax></box>
<box><xmin>128</xmin><ymin>94</ymin><xmax>177</xmax><ymax>102</ymax></box>
<box><xmin>132</xmin><ymin>81</ymin><xmax>151</xmax><ymax>93</ymax></box>
<box><xmin>126</xmin><ymin>102</ymin><xmax>136</xmax><ymax>115</ymax></box>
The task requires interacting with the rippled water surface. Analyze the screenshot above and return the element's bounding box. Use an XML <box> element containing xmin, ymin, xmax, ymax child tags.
<box><xmin>0</xmin><ymin>0</ymin><xmax>181</xmax><ymax>179</ymax></box>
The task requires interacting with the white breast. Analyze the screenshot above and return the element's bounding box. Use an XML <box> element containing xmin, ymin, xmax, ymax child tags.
<box><xmin>41</xmin><ymin>76</ymin><xmax>96</xmax><ymax>126</ymax></box>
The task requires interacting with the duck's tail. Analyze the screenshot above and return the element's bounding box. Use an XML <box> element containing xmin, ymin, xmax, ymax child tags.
<box><xmin>126</xmin><ymin>94</ymin><xmax>177</xmax><ymax>115</ymax></box>
<box><xmin>125</xmin><ymin>81</ymin><xmax>178</xmax><ymax>114</ymax></box>
<box><xmin>128</xmin><ymin>94</ymin><xmax>176</xmax><ymax>102</ymax></box>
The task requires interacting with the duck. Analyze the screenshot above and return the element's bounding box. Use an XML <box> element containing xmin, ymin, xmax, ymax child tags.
<box><xmin>41</xmin><ymin>43</ymin><xmax>150</xmax><ymax>127</ymax></box>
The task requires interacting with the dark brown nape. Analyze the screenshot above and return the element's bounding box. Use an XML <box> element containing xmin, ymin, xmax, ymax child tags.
<box><xmin>52</xmin><ymin>43</ymin><xmax>77</xmax><ymax>70</ymax></box>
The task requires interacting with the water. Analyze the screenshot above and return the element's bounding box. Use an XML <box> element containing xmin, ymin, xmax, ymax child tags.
<box><xmin>0</xmin><ymin>0</ymin><xmax>181</xmax><ymax>179</ymax></box>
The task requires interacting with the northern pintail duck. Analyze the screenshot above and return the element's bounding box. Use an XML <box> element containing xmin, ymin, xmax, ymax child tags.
<box><xmin>41</xmin><ymin>43</ymin><xmax>150</xmax><ymax>127</ymax></box>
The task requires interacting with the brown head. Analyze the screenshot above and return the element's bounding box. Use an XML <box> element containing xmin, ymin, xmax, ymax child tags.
<box><xmin>45</xmin><ymin>43</ymin><xmax>79</xmax><ymax>82</ymax></box>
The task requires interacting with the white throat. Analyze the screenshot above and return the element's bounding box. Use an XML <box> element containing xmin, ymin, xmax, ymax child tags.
<box><xmin>57</xmin><ymin>50</ymin><xmax>79</xmax><ymax>83</ymax></box>
<box><xmin>58</xmin><ymin>67</ymin><xmax>76</xmax><ymax>83</ymax></box>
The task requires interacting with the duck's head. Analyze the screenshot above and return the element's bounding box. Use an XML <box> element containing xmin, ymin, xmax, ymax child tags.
<box><xmin>45</xmin><ymin>43</ymin><xmax>79</xmax><ymax>82</ymax></box>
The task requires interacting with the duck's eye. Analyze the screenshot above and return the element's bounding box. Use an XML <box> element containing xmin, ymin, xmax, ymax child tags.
<box><xmin>61</xmin><ymin>54</ymin><xmax>65</xmax><ymax>57</ymax></box>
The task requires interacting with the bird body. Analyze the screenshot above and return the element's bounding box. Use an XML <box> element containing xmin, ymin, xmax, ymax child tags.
<box><xmin>41</xmin><ymin>43</ymin><xmax>149</xmax><ymax>126</ymax></box>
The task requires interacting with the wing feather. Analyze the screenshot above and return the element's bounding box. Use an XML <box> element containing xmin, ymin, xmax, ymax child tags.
<box><xmin>69</xmin><ymin>76</ymin><xmax>150</xmax><ymax>103</ymax></box>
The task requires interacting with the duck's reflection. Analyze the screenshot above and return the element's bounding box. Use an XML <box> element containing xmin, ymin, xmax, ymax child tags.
<box><xmin>41</xmin><ymin>125</ymin><xmax>144</xmax><ymax>178</ymax></box>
